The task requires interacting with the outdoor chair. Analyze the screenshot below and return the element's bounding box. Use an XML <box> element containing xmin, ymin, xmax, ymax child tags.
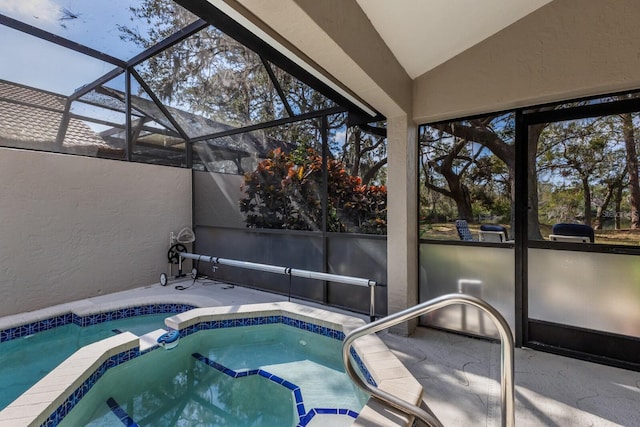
<box><xmin>550</xmin><ymin>223</ymin><xmax>594</xmax><ymax>243</ymax></box>
<box><xmin>479</xmin><ymin>224</ymin><xmax>509</xmax><ymax>242</ymax></box>
<box><xmin>455</xmin><ymin>219</ymin><xmax>475</xmax><ymax>241</ymax></box>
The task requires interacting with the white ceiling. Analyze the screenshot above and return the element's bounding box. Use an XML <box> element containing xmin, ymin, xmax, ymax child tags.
<box><xmin>356</xmin><ymin>0</ymin><xmax>553</xmax><ymax>79</ymax></box>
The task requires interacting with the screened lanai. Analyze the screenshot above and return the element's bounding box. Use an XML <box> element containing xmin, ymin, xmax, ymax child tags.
<box><xmin>0</xmin><ymin>0</ymin><xmax>389</xmax><ymax>319</ymax></box>
<box><xmin>2</xmin><ymin>0</ymin><xmax>640</xmax><ymax>380</ymax></box>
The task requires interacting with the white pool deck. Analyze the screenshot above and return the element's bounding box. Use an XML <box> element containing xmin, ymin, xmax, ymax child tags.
<box><xmin>2</xmin><ymin>278</ymin><xmax>639</xmax><ymax>426</ymax></box>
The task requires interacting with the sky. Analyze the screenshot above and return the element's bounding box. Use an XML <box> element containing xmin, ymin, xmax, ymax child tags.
<box><xmin>0</xmin><ymin>0</ymin><xmax>152</xmax><ymax>95</ymax></box>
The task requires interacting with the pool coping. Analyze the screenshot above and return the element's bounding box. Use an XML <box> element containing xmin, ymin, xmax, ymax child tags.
<box><xmin>0</xmin><ymin>302</ymin><xmax>423</xmax><ymax>427</ymax></box>
<box><xmin>0</xmin><ymin>291</ymin><xmax>205</xmax><ymax>338</ymax></box>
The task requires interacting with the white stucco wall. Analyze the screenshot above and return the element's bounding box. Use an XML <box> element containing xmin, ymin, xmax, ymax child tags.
<box><xmin>413</xmin><ymin>0</ymin><xmax>640</xmax><ymax>123</ymax></box>
<box><xmin>0</xmin><ymin>148</ymin><xmax>192</xmax><ymax>317</ymax></box>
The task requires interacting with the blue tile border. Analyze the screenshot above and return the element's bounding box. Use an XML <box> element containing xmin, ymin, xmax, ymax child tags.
<box><xmin>0</xmin><ymin>304</ymin><xmax>196</xmax><ymax>343</ymax></box>
<box><xmin>106</xmin><ymin>397</ymin><xmax>139</xmax><ymax>427</ymax></box>
<box><xmin>179</xmin><ymin>316</ymin><xmax>372</xmax><ymax>385</ymax></box>
<box><xmin>38</xmin><ymin>313</ymin><xmax>374</xmax><ymax>426</ymax></box>
<box><xmin>39</xmin><ymin>348</ymin><xmax>140</xmax><ymax>427</ymax></box>
<box><xmin>192</xmin><ymin>353</ymin><xmax>359</xmax><ymax>427</ymax></box>
<box><xmin>178</xmin><ymin>315</ymin><xmax>346</xmax><ymax>342</ymax></box>
<box><xmin>350</xmin><ymin>347</ymin><xmax>377</xmax><ymax>387</ymax></box>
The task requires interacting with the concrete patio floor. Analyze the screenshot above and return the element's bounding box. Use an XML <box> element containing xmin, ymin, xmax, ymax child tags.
<box><xmin>14</xmin><ymin>277</ymin><xmax>640</xmax><ymax>426</ymax></box>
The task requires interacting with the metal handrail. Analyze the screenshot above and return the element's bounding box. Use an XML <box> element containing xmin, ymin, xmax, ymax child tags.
<box><xmin>342</xmin><ymin>293</ymin><xmax>515</xmax><ymax>427</ymax></box>
<box><xmin>178</xmin><ymin>252</ymin><xmax>379</xmax><ymax>321</ymax></box>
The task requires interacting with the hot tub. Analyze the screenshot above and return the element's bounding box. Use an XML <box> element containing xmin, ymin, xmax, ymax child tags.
<box><xmin>0</xmin><ymin>302</ymin><xmax>424</xmax><ymax>427</ymax></box>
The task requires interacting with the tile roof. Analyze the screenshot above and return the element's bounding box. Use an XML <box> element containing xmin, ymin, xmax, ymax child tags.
<box><xmin>0</xmin><ymin>79</ymin><xmax>293</xmax><ymax>167</ymax></box>
<box><xmin>0</xmin><ymin>80</ymin><xmax>115</xmax><ymax>154</ymax></box>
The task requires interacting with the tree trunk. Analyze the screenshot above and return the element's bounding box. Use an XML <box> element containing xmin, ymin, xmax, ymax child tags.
<box><xmin>527</xmin><ymin>124</ymin><xmax>546</xmax><ymax>240</ymax></box>
<box><xmin>615</xmin><ymin>185</ymin><xmax>624</xmax><ymax>229</ymax></box>
<box><xmin>351</xmin><ymin>127</ymin><xmax>362</xmax><ymax>177</ymax></box>
<box><xmin>451</xmin><ymin>183</ymin><xmax>473</xmax><ymax>221</ymax></box>
<box><xmin>621</xmin><ymin>113</ymin><xmax>640</xmax><ymax>229</ymax></box>
<box><xmin>594</xmin><ymin>188</ymin><xmax>613</xmax><ymax>230</ymax></box>
<box><xmin>582</xmin><ymin>175</ymin><xmax>592</xmax><ymax>227</ymax></box>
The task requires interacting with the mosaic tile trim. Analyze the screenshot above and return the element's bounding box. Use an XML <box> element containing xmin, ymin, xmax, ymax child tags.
<box><xmin>106</xmin><ymin>397</ymin><xmax>139</xmax><ymax>427</ymax></box>
<box><xmin>179</xmin><ymin>315</ymin><xmax>345</xmax><ymax>341</ymax></box>
<box><xmin>180</xmin><ymin>315</ymin><xmax>371</xmax><ymax>385</ymax></box>
<box><xmin>0</xmin><ymin>313</ymin><xmax>73</xmax><ymax>343</ymax></box>
<box><xmin>72</xmin><ymin>304</ymin><xmax>196</xmax><ymax>327</ymax></box>
<box><xmin>39</xmin><ymin>348</ymin><xmax>140</xmax><ymax>427</ymax></box>
<box><xmin>38</xmin><ymin>313</ymin><xmax>371</xmax><ymax>426</ymax></box>
<box><xmin>0</xmin><ymin>304</ymin><xmax>195</xmax><ymax>343</ymax></box>
<box><xmin>192</xmin><ymin>353</ymin><xmax>358</xmax><ymax>427</ymax></box>
<box><xmin>297</xmin><ymin>408</ymin><xmax>359</xmax><ymax>427</ymax></box>
<box><xmin>350</xmin><ymin>346</ymin><xmax>378</xmax><ymax>387</ymax></box>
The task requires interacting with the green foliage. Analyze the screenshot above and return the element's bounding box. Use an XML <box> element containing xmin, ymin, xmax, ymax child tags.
<box><xmin>419</xmin><ymin>113</ymin><xmax>514</xmax><ymax>224</ymax></box>
<box><xmin>120</xmin><ymin>0</ymin><xmax>334</xmax><ymax>128</ymax></box>
<box><xmin>239</xmin><ymin>148</ymin><xmax>387</xmax><ymax>234</ymax></box>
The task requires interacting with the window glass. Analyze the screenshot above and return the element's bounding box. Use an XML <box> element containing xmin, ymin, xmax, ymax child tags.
<box><xmin>193</xmin><ymin>130</ymin><xmax>275</xmax><ymax>175</ymax></box>
<box><xmin>419</xmin><ymin>113</ymin><xmax>515</xmax><ymax>241</ymax></box>
<box><xmin>129</xmin><ymin>75</ymin><xmax>187</xmax><ymax>166</ymax></box>
<box><xmin>0</xmin><ymin>78</ymin><xmax>118</xmax><ymax>157</ymax></box>
<box><xmin>530</xmin><ymin>112</ymin><xmax>640</xmax><ymax>245</ymax></box>
<box><xmin>67</xmin><ymin>75</ymin><xmax>128</xmax><ymax>158</ymax></box>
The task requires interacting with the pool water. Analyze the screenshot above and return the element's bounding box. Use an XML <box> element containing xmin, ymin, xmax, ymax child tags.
<box><xmin>0</xmin><ymin>314</ymin><xmax>170</xmax><ymax>409</ymax></box>
<box><xmin>60</xmin><ymin>324</ymin><xmax>369</xmax><ymax>427</ymax></box>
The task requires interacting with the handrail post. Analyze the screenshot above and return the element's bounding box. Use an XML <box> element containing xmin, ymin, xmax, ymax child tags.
<box><xmin>369</xmin><ymin>282</ymin><xmax>376</xmax><ymax>322</ymax></box>
<box><xmin>343</xmin><ymin>293</ymin><xmax>515</xmax><ymax>427</ymax></box>
<box><xmin>176</xmin><ymin>252</ymin><xmax>378</xmax><ymax>320</ymax></box>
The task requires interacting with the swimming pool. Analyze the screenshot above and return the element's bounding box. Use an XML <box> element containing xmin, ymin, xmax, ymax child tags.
<box><xmin>0</xmin><ymin>304</ymin><xmax>194</xmax><ymax>409</ymax></box>
<box><xmin>59</xmin><ymin>323</ymin><xmax>369</xmax><ymax>426</ymax></box>
<box><xmin>1</xmin><ymin>302</ymin><xmax>424</xmax><ymax>427</ymax></box>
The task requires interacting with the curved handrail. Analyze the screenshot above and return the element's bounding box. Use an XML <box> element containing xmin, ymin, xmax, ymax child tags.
<box><xmin>342</xmin><ymin>293</ymin><xmax>515</xmax><ymax>427</ymax></box>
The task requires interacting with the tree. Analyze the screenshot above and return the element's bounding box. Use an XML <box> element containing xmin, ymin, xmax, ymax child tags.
<box><xmin>120</xmin><ymin>0</ymin><xmax>335</xmax><ymax>129</ymax></box>
<box><xmin>336</xmin><ymin>124</ymin><xmax>387</xmax><ymax>185</ymax></box>
<box><xmin>239</xmin><ymin>148</ymin><xmax>386</xmax><ymax>234</ymax></box>
<box><xmin>421</xmin><ymin>130</ymin><xmax>475</xmax><ymax>221</ymax></box>
<box><xmin>620</xmin><ymin>112</ymin><xmax>640</xmax><ymax>229</ymax></box>
<box><xmin>419</xmin><ymin>113</ymin><xmax>515</xmax><ymax>225</ymax></box>
<box><xmin>539</xmin><ymin>118</ymin><xmax>614</xmax><ymax>227</ymax></box>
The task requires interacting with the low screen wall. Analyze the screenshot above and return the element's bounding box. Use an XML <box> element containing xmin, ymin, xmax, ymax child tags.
<box><xmin>193</xmin><ymin>227</ymin><xmax>388</xmax><ymax>316</ymax></box>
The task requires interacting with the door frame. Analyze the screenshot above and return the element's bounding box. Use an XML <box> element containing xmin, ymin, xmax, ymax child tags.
<box><xmin>516</xmin><ymin>104</ymin><xmax>640</xmax><ymax>371</ymax></box>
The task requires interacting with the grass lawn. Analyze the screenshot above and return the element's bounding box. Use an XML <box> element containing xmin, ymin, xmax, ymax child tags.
<box><xmin>419</xmin><ymin>222</ymin><xmax>640</xmax><ymax>246</ymax></box>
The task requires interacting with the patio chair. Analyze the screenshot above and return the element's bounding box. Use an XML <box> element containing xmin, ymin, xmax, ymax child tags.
<box><xmin>550</xmin><ymin>223</ymin><xmax>594</xmax><ymax>243</ymax></box>
<box><xmin>479</xmin><ymin>224</ymin><xmax>509</xmax><ymax>242</ymax></box>
<box><xmin>455</xmin><ymin>219</ymin><xmax>475</xmax><ymax>241</ymax></box>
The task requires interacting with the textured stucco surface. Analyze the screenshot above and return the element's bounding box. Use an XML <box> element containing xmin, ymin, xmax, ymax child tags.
<box><xmin>0</xmin><ymin>148</ymin><xmax>191</xmax><ymax>316</ymax></box>
<box><xmin>413</xmin><ymin>0</ymin><xmax>640</xmax><ymax>122</ymax></box>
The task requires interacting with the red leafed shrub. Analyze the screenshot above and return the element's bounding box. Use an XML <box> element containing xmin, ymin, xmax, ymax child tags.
<box><xmin>240</xmin><ymin>148</ymin><xmax>386</xmax><ymax>234</ymax></box>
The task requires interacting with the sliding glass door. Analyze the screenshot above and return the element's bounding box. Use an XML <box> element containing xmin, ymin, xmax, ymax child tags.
<box><xmin>522</xmin><ymin>100</ymin><xmax>640</xmax><ymax>369</ymax></box>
